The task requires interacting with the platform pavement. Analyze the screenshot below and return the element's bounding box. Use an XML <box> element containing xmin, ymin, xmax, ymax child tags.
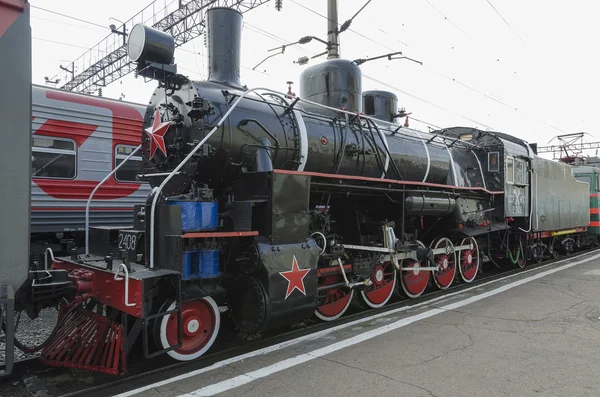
<box><xmin>117</xmin><ymin>251</ymin><xmax>600</xmax><ymax>397</ymax></box>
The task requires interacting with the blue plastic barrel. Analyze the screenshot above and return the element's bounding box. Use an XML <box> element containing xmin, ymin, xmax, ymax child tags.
<box><xmin>181</xmin><ymin>250</ymin><xmax>195</xmax><ymax>280</ymax></box>
<box><xmin>198</xmin><ymin>249</ymin><xmax>221</xmax><ymax>278</ymax></box>
<box><xmin>166</xmin><ymin>200</ymin><xmax>218</xmax><ymax>232</ymax></box>
<box><xmin>196</xmin><ymin>202</ymin><xmax>218</xmax><ymax>230</ymax></box>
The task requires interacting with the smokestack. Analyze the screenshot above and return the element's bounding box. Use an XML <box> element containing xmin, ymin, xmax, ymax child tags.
<box><xmin>206</xmin><ymin>7</ymin><xmax>242</xmax><ymax>87</ymax></box>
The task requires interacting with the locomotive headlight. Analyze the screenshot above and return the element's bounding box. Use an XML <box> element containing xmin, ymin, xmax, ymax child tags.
<box><xmin>127</xmin><ymin>23</ymin><xmax>175</xmax><ymax>65</ymax></box>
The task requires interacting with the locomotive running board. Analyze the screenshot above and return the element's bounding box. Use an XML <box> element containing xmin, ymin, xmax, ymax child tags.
<box><xmin>40</xmin><ymin>299</ymin><xmax>125</xmax><ymax>375</ymax></box>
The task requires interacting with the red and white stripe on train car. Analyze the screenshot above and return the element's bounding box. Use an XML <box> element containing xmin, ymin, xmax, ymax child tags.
<box><xmin>30</xmin><ymin>86</ymin><xmax>147</xmax><ymax>207</ymax></box>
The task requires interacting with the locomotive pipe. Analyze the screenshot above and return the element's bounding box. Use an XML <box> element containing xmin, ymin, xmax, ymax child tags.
<box><xmin>404</xmin><ymin>196</ymin><xmax>456</xmax><ymax>216</ymax></box>
<box><xmin>85</xmin><ymin>144</ymin><xmax>141</xmax><ymax>256</ymax></box>
<box><xmin>238</xmin><ymin>118</ymin><xmax>281</xmax><ymax>153</ymax></box>
<box><xmin>255</xmin><ymin>137</ymin><xmax>274</xmax><ymax>172</ymax></box>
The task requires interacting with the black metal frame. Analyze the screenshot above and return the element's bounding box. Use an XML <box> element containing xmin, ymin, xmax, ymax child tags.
<box><xmin>0</xmin><ymin>283</ymin><xmax>15</xmax><ymax>376</ymax></box>
<box><xmin>50</xmin><ymin>0</ymin><xmax>270</xmax><ymax>94</ymax></box>
<box><xmin>141</xmin><ymin>276</ymin><xmax>182</xmax><ymax>359</ymax></box>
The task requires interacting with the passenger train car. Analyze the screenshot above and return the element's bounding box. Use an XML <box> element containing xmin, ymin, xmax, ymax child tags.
<box><xmin>30</xmin><ymin>85</ymin><xmax>150</xmax><ymax>261</ymax></box>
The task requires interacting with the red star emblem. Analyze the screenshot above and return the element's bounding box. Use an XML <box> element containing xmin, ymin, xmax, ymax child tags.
<box><xmin>280</xmin><ymin>255</ymin><xmax>310</xmax><ymax>299</ymax></box>
<box><xmin>144</xmin><ymin>108</ymin><xmax>171</xmax><ymax>158</ymax></box>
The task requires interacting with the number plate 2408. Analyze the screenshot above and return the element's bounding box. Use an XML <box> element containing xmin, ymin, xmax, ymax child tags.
<box><xmin>117</xmin><ymin>230</ymin><xmax>143</xmax><ymax>253</ymax></box>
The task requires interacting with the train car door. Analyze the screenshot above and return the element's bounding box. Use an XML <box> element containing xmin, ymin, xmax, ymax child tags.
<box><xmin>574</xmin><ymin>172</ymin><xmax>600</xmax><ymax>234</ymax></box>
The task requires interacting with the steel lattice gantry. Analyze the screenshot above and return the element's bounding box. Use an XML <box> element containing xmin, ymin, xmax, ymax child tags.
<box><xmin>53</xmin><ymin>0</ymin><xmax>271</xmax><ymax>93</ymax></box>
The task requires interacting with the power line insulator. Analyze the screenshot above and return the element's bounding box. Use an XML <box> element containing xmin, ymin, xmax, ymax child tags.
<box><xmin>275</xmin><ymin>0</ymin><xmax>282</xmax><ymax>11</ymax></box>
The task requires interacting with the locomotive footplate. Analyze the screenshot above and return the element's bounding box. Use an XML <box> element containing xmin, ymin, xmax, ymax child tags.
<box><xmin>51</xmin><ymin>255</ymin><xmax>180</xmax><ymax>318</ymax></box>
<box><xmin>45</xmin><ymin>256</ymin><xmax>184</xmax><ymax>373</ymax></box>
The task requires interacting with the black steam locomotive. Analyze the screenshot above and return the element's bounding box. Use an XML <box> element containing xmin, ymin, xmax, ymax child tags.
<box><xmin>36</xmin><ymin>6</ymin><xmax>590</xmax><ymax>373</ymax></box>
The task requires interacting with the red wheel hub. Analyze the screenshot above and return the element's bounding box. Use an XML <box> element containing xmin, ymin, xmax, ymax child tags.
<box><xmin>460</xmin><ymin>249</ymin><xmax>478</xmax><ymax>281</ymax></box>
<box><xmin>433</xmin><ymin>253</ymin><xmax>456</xmax><ymax>289</ymax></box>
<box><xmin>166</xmin><ymin>300</ymin><xmax>216</xmax><ymax>355</ymax></box>
<box><xmin>373</xmin><ymin>264</ymin><xmax>386</xmax><ymax>286</ymax></box>
<box><xmin>360</xmin><ymin>262</ymin><xmax>396</xmax><ymax>308</ymax></box>
<box><xmin>400</xmin><ymin>259</ymin><xmax>429</xmax><ymax>298</ymax></box>
<box><xmin>315</xmin><ymin>275</ymin><xmax>353</xmax><ymax>321</ymax></box>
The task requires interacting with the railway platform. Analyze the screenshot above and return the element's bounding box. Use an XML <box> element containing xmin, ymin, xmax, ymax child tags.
<box><xmin>117</xmin><ymin>250</ymin><xmax>600</xmax><ymax>397</ymax></box>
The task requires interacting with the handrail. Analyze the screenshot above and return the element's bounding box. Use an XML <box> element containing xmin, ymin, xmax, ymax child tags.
<box><xmin>114</xmin><ymin>263</ymin><xmax>136</xmax><ymax>307</ymax></box>
<box><xmin>244</xmin><ymin>88</ymin><xmax>481</xmax><ymax>149</ymax></box>
<box><xmin>85</xmin><ymin>144</ymin><xmax>142</xmax><ymax>256</ymax></box>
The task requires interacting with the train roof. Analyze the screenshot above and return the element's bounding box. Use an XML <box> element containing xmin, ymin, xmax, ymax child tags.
<box><xmin>432</xmin><ymin>126</ymin><xmax>534</xmax><ymax>157</ymax></box>
<box><xmin>32</xmin><ymin>83</ymin><xmax>147</xmax><ymax>109</ymax></box>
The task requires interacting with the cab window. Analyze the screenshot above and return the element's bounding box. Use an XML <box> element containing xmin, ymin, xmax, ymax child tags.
<box><xmin>505</xmin><ymin>156</ymin><xmax>514</xmax><ymax>183</ymax></box>
<box><xmin>575</xmin><ymin>175</ymin><xmax>593</xmax><ymax>192</ymax></box>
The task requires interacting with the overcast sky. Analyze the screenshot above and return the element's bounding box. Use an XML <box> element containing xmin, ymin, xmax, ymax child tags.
<box><xmin>29</xmin><ymin>0</ymin><xmax>600</xmax><ymax>159</ymax></box>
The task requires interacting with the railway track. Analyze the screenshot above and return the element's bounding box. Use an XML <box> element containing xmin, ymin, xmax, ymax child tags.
<box><xmin>3</xmin><ymin>247</ymin><xmax>597</xmax><ymax>397</ymax></box>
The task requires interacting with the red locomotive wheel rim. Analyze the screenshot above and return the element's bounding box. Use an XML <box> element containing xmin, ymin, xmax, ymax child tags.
<box><xmin>459</xmin><ymin>237</ymin><xmax>479</xmax><ymax>283</ymax></box>
<box><xmin>315</xmin><ymin>291</ymin><xmax>353</xmax><ymax>318</ymax></box>
<box><xmin>460</xmin><ymin>249</ymin><xmax>478</xmax><ymax>281</ymax></box>
<box><xmin>400</xmin><ymin>259</ymin><xmax>430</xmax><ymax>298</ymax></box>
<box><xmin>433</xmin><ymin>254</ymin><xmax>456</xmax><ymax>289</ymax></box>
<box><xmin>315</xmin><ymin>276</ymin><xmax>354</xmax><ymax>321</ymax></box>
<box><xmin>161</xmin><ymin>297</ymin><xmax>220</xmax><ymax>360</ymax></box>
<box><xmin>360</xmin><ymin>262</ymin><xmax>396</xmax><ymax>308</ymax></box>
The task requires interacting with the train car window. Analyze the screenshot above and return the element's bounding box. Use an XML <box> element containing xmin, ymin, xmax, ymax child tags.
<box><xmin>596</xmin><ymin>174</ymin><xmax>600</xmax><ymax>192</ymax></box>
<box><xmin>31</xmin><ymin>136</ymin><xmax>76</xmax><ymax>179</ymax></box>
<box><xmin>576</xmin><ymin>175</ymin><xmax>592</xmax><ymax>192</ymax></box>
<box><xmin>514</xmin><ymin>158</ymin><xmax>527</xmax><ymax>185</ymax></box>
<box><xmin>488</xmin><ymin>152</ymin><xmax>499</xmax><ymax>172</ymax></box>
<box><xmin>114</xmin><ymin>145</ymin><xmax>144</xmax><ymax>183</ymax></box>
<box><xmin>505</xmin><ymin>156</ymin><xmax>514</xmax><ymax>183</ymax></box>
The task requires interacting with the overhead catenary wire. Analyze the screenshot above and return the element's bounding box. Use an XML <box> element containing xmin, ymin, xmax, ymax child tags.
<box><xmin>31</xmin><ymin>5</ymin><xmax>109</xmax><ymax>29</ymax></box>
<box><xmin>31</xmin><ymin>15</ymin><xmax>108</xmax><ymax>32</ymax></box>
<box><xmin>421</xmin><ymin>0</ymin><xmax>471</xmax><ymax>39</ymax></box>
<box><xmin>285</xmin><ymin>0</ymin><xmax>566</xmax><ymax>135</ymax></box>
<box><xmin>484</xmin><ymin>0</ymin><xmax>531</xmax><ymax>50</ymax></box>
<box><xmin>288</xmin><ymin>0</ymin><xmax>410</xmax><ymax>48</ymax></box>
<box><xmin>239</xmin><ymin>19</ymin><xmax>495</xmax><ymax>130</ymax></box>
<box><xmin>32</xmin><ymin>37</ymin><xmax>93</xmax><ymax>51</ymax></box>
<box><xmin>32</xmin><ymin>1</ymin><xmax>558</xmax><ymax>135</ymax></box>
<box><xmin>31</xmin><ymin>1</ymin><xmax>499</xmax><ymax>132</ymax></box>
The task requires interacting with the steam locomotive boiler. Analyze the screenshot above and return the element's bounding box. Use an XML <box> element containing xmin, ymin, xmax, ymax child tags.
<box><xmin>38</xmin><ymin>4</ymin><xmax>591</xmax><ymax>374</ymax></box>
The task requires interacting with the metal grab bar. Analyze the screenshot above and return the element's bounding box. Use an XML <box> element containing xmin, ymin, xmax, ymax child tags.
<box><xmin>114</xmin><ymin>263</ymin><xmax>136</xmax><ymax>307</ymax></box>
<box><xmin>85</xmin><ymin>144</ymin><xmax>142</xmax><ymax>256</ymax></box>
